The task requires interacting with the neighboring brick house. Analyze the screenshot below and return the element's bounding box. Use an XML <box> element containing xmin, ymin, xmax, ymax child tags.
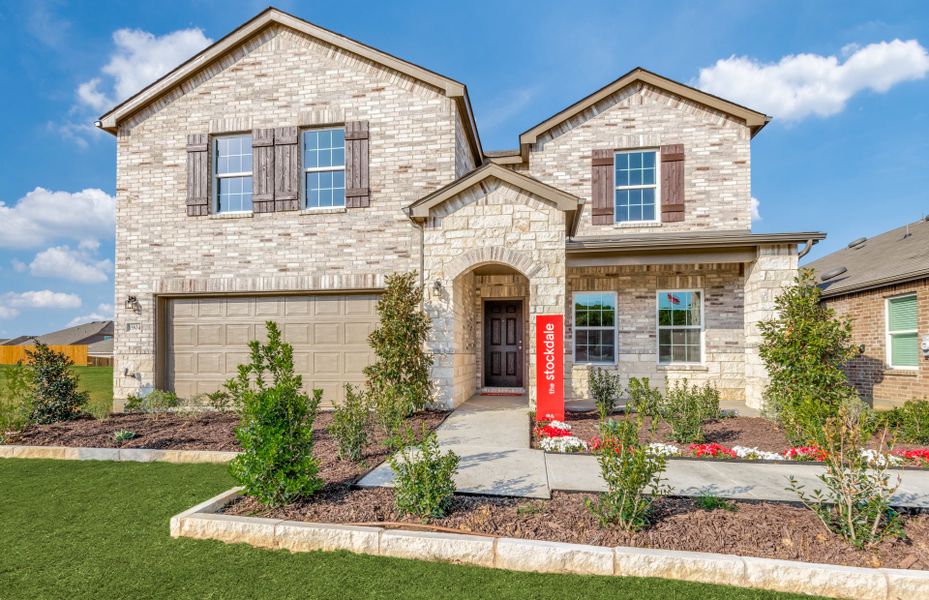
<box><xmin>808</xmin><ymin>219</ymin><xmax>929</xmax><ymax>409</ymax></box>
<box><xmin>98</xmin><ymin>8</ymin><xmax>823</xmax><ymax>410</ymax></box>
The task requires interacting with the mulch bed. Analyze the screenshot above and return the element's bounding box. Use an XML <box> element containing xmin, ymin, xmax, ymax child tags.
<box><xmin>225</xmin><ymin>487</ymin><xmax>929</xmax><ymax>570</ymax></box>
<box><xmin>540</xmin><ymin>413</ymin><xmax>928</xmax><ymax>457</ymax></box>
<box><xmin>6</xmin><ymin>410</ymin><xmax>447</xmax><ymax>483</ymax></box>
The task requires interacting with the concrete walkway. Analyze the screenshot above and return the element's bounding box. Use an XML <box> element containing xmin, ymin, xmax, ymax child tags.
<box><xmin>358</xmin><ymin>394</ymin><xmax>929</xmax><ymax>507</ymax></box>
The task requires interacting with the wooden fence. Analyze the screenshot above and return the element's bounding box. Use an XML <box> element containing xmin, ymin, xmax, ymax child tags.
<box><xmin>0</xmin><ymin>345</ymin><xmax>89</xmax><ymax>366</ymax></box>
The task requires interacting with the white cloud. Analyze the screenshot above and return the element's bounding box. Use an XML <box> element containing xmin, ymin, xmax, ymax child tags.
<box><xmin>29</xmin><ymin>245</ymin><xmax>113</xmax><ymax>284</ymax></box>
<box><xmin>479</xmin><ymin>85</ymin><xmax>542</xmax><ymax>132</ymax></box>
<box><xmin>11</xmin><ymin>259</ymin><xmax>27</xmax><ymax>273</ymax></box>
<box><xmin>67</xmin><ymin>303</ymin><xmax>114</xmax><ymax>327</ymax></box>
<box><xmin>76</xmin><ymin>27</ymin><xmax>212</xmax><ymax>112</ymax></box>
<box><xmin>0</xmin><ymin>290</ymin><xmax>82</xmax><ymax>320</ymax></box>
<box><xmin>751</xmin><ymin>197</ymin><xmax>761</xmax><ymax>221</ymax></box>
<box><xmin>697</xmin><ymin>39</ymin><xmax>929</xmax><ymax>120</ymax></box>
<box><xmin>0</xmin><ymin>188</ymin><xmax>115</xmax><ymax>249</ymax></box>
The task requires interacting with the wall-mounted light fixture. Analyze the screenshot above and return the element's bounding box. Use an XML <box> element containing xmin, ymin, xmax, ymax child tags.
<box><xmin>125</xmin><ymin>295</ymin><xmax>140</xmax><ymax>311</ymax></box>
<box><xmin>433</xmin><ymin>280</ymin><xmax>443</xmax><ymax>293</ymax></box>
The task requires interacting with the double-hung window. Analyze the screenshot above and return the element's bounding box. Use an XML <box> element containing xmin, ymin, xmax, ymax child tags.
<box><xmin>574</xmin><ymin>292</ymin><xmax>616</xmax><ymax>363</ymax></box>
<box><xmin>214</xmin><ymin>135</ymin><xmax>253</xmax><ymax>213</ymax></box>
<box><xmin>657</xmin><ymin>290</ymin><xmax>703</xmax><ymax>363</ymax></box>
<box><xmin>303</xmin><ymin>128</ymin><xmax>345</xmax><ymax>208</ymax></box>
<box><xmin>886</xmin><ymin>294</ymin><xmax>918</xmax><ymax>369</ymax></box>
<box><xmin>615</xmin><ymin>149</ymin><xmax>658</xmax><ymax>223</ymax></box>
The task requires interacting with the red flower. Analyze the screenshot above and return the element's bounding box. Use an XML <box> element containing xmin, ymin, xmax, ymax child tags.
<box><xmin>893</xmin><ymin>449</ymin><xmax>929</xmax><ymax>464</ymax></box>
<box><xmin>534</xmin><ymin>424</ymin><xmax>572</xmax><ymax>439</ymax></box>
<box><xmin>783</xmin><ymin>446</ymin><xmax>827</xmax><ymax>462</ymax></box>
<box><xmin>689</xmin><ymin>443</ymin><xmax>736</xmax><ymax>458</ymax></box>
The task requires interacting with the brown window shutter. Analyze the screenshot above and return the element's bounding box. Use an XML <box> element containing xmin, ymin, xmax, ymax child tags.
<box><xmin>251</xmin><ymin>128</ymin><xmax>275</xmax><ymax>213</ymax></box>
<box><xmin>273</xmin><ymin>126</ymin><xmax>299</xmax><ymax>212</ymax></box>
<box><xmin>186</xmin><ymin>133</ymin><xmax>210</xmax><ymax>216</ymax></box>
<box><xmin>660</xmin><ymin>144</ymin><xmax>685</xmax><ymax>223</ymax></box>
<box><xmin>344</xmin><ymin>121</ymin><xmax>370</xmax><ymax>208</ymax></box>
<box><xmin>591</xmin><ymin>149</ymin><xmax>614</xmax><ymax>225</ymax></box>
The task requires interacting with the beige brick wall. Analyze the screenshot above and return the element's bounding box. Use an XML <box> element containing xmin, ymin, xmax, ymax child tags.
<box><xmin>825</xmin><ymin>279</ymin><xmax>929</xmax><ymax>408</ymax></box>
<box><xmin>527</xmin><ymin>82</ymin><xmax>752</xmax><ymax>236</ymax></box>
<box><xmin>565</xmin><ymin>263</ymin><xmax>746</xmax><ymax>401</ymax></box>
<box><xmin>113</xmin><ymin>25</ymin><xmax>469</xmax><ymax>400</ymax></box>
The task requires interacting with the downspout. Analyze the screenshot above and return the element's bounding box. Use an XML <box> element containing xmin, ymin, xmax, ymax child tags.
<box><xmin>405</xmin><ymin>207</ymin><xmax>426</xmax><ymax>305</ymax></box>
<box><xmin>798</xmin><ymin>238</ymin><xmax>814</xmax><ymax>259</ymax></box>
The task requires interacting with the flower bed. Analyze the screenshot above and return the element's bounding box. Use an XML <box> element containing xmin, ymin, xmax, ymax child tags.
<box><xmin>531</xmin><ymin>414</ymin><xmax>929</xmax><ymax>467</ymax></box>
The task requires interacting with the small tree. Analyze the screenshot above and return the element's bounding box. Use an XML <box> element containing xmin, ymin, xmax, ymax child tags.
<box><xmin>588</xmin><ymin>367</ymin><xmax>622</xmax><ymax>419</ymax></box>
<box><xmin>365</xmin><ymin>272</ymin><xmax>433</xmax><ymax>429</ymax></box>
<box><xmin>388</xmin><ymin>426</ymin><xmax>459</xmax><ymax>519</ymax></box>
<box><xmin>328</xmin><ymin>383</ymin><xmax>370</xmax><ymax>462</ymax></box>
<box><xmin>0</xmin><ymin>362</ymin><xmax>34</xmax><ymax>438</ymax></box>
<box><xmin>228</xmin><ymin>322</ymin><xmax>322</xmax><ymax>507</ymax></box>
<box><xmin>759</xmin><ymin>269</ymin><xmax>860</xmax><ymax>443</ymax></box>
<box><xmin>26</xmin><ymin>343</ymin><xmax>88</xmax><ymax>424</ymax></box>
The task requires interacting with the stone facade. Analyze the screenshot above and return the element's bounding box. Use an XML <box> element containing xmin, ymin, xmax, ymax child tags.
<box><xmin>527</xmin><ymin>82</ymin><xmax>752</xmax><ymax>236</ymax></box>
<box><xmin>824</xmin><ymin>279</ymin><xmax>929</xmax><ymax>408</ymax></box>
<box><xmin>113</xmin><ymin>24</ymin><xmax>472</xmax><ymax>400</ymax></box>
<box><xmin>421</xmin><ymin>178</ymin><xmax>566</xmax><ymax>407</ymax></box>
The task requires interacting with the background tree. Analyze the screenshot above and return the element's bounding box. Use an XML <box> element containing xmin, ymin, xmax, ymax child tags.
<box><xmin>365</xmin><ymin>272</ymin><xmax>433</xmax><ymax>431</ymax></box>
<box><xmin>758</xmin><ymin>268</ymin><xmax>860</xmax><ymax>443</ymax></box>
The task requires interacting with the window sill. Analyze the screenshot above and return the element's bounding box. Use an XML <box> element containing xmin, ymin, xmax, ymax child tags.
<box><xmin>615</xmin><ymin>221</ymin><xmax>662</xmax><ymax>228</ymax></box>
<box><xmin>884</xmin><ymin>368</ymin><xmax>919</xmax><ymax>377</ymax></box>
<box><xmin>209</xmin><ymin>211</ymin><xmax>253</xmax><ymax>220</ymax></box>
<box><xmin>299</xmin><ymin>207</ymin><xmax>347</xmax><ymax>216</ymax></box>
<box><xmin>657</xmin><ymin>364</ymin><xmax>708</xmax><ymax>372</ymax></box>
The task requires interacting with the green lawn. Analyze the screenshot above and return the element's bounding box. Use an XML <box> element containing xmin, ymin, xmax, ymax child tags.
<box><xmin>0</xmin><ymin>364</ymin><xmax>113</xmax><ymax>418</ymax></box>
<box><xmin>0</xmin><ymin>459</ymin><xmax>828</xmax><ymax>600</ymax></box>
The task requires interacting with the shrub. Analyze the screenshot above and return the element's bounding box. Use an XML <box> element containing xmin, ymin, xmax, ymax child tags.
<box><xmin>205</xmin><ymin>389</ymin><xmax>235</xmax><ymax>412</ymax></box>
<box><xmin>787</xmin><ymin>405</ymin><xmax>903</xmax><ymax>548</ymax></box>
<box><xmin>588</xmin><ymin>367</ymin><xmax>622</xmax><ymax>419</ymax></box>
<box><xmin>228</xmin><ymin>322</ymin><xmax>323</xmax><ymax>507</ymax></box>
<box><xmin>329</xmin><ymin>384</ymin><xmax>370</xmax><ymax>462</ymax></box>
<box><xmin>0</xmin><ymin>362</ymin><xmax>34</xmax><ymax>439</ymax></box>
<box><xmin>124</xmin><ymin>389</ymin><xmax>180</xmax><ymax>416</ymax></box>
<box><xmin>696</xmin><ymin>493</ymin><xmax>736</xmax><ymax>512</ymax></box>
<box><xmin>365</xmin><ymin>272</ymin><xmax>433</xmax><ymax>425</ymax></box>
<box><xmin>26</xmin><ymin>343</ymin><xmax>88</xmax><ymax>424</ymax></box>
<box><xmin>113</xmin><ymin>430</ymin><xmax>137</xmax><ymax>444</ymax></box>
<box><xmin>627</xmin><ymin>377</ymin><xmax>662</xmax><ymax>431</ymax></box>
<box><xmin>658</xmin><ymin>379</ymin><xmax>719</xmax><ymax>443</ymax></box>
<box><xmin>586</xmin><ymin>416</ymin><xmax>669</xmax><ymax>531</ymax></box>
<box><xmin>388</xmin><ymin>426</ymin><xmax>459</xmax><ymax>519</ymax></box>
<box><xmin>759</xmin><ymin>269</ymin><xmax>859</xmax><ymax>444</ymax></box>
<box><xmin>883</xmin><ymin>400</ymin><xmax>929</xmax><ymax>445</ymax></box>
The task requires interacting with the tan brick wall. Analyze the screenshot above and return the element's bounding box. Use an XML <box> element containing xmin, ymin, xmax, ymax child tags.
<box><xmin>824</xmin><ymin>279</ymin><xmax>929</xmax><ymax>408</ymax></box>
<box><xmin>113</xmin><ymin>25</ymin><xmax>468</xmax><ymax>400</ymax></box>
<box><xmin>565</xmin><ymin>263</ymin><xmax>746</xmax><ymax>401</ymax></box>
<box><xmin>527</xmin><ymin>82</ymin><xmax>752</xmax><ymax>236</ymax></box>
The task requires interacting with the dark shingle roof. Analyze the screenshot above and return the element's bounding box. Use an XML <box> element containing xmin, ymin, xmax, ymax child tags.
<box><xmin>807</xmin><ymin>218</ymin><xmax>929</xmax><ymax>297</ymax></box>
<box><xmin>87</xmin><ymin>338</ymin><xmax>113</xmax><ymax>356</ymax></box>
<box><xmin>35</xmin><ymin>321</ymin><xmax>113</xmax><ymax>346</ymax></box>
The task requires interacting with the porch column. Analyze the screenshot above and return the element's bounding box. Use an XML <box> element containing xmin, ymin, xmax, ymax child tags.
<box><xmin>743</xmin><ymin>244</ymin><xmax>798</xmax><ymax>409</ymax></box>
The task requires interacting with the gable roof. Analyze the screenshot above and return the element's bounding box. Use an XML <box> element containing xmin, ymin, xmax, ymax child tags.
<box><xmin>406</xmin><ymin>162</ymin><xmax>581</xmax><ymax>232</ymax></box>
<box><xmin>807</xmin><ymin>218</ymin><xmax>929</xmax><ymax>298</ymax></box>
<box><xmin>35</xmin><ymin>321</ymin><xmax>114</xmax><ymax>346</ymax></box>
<box><xmin>96</xmin><ymin>7</ymin><xmax>482</xmax><ymax>160</ymax></box>
<box><xmin>518</xmin><ymin>67</ymin><xmax>770</xmax><ymax>155</ymax></box>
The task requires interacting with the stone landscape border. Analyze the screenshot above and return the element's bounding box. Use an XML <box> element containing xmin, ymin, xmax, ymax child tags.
<box><xmin>0</xmin><ymin>444</ymin><xmax>237</xmax><ymax>464</ymax></box>
<box><xmin>172</xmin><ymin>487</ymin><xmax>929</xmax><ymax>600</ymax></box>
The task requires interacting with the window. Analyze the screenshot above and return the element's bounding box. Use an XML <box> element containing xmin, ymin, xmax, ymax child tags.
<box><xmin>615</xmin><ymin>149</ymin><xmax>658</xmax><ymax>223</ymax></box>
<box><xmin>574</xmin><ymin>292</ymin><xmax>616</xmax><ymax>363</ymax></box>
<box><xmin>887</xmin><ymin>294</ymin><xmax>918</xmax><ymax>369</ymax></box>
<box><xmin>214</xmin><ymin>135</ymin><xmax>253</xmax><ymax>213</ymax></box>
<box><xmin>303</xmin><ymin>128</ymin><xmax>345</xmax><ymax>208</ymax></box>
<box><xmin>657</xmin><ymin>290</ymin><xmax>702</xmax><ymax>363</ymax></box>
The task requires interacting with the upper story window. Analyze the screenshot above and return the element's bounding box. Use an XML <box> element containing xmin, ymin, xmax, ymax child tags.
<box><xmin>214</xmin><ymin>135</ymin><xmax>253</xmax><ymax>213</ymax></box>
<box><xmin>303</xmin><ymin>128</ymin><xmax>345</xmax><ymax>209</ymax></box>
<box><xmin>657</xmin><ymin>290</ymin><xmax>703</xmax><ymax>364</ymax></box>
<box><xmin>574</xmin><ymin>292</ymin><xmax>617</xmax><ymax>364</ymax></box>
<box><xmin>886</xmin><ymin>294</ymin><xmax>918</xmax><ymax>369</ymax></box>
<box><xmin>615</xmin><ymin>150</ymin><xmax>658</xmax><ymax>223</ymax></box>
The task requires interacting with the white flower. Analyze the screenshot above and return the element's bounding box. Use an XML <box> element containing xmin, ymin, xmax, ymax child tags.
<box><xmin>539</xmin><ymin>435</ymin><xmax>587</xmax><ymax>453</ymax></box>
<box><xmin>860</xmin><ymin>449</ymin><xmax>903</xmax><ymax>467</ymax></box>
<box><xmin>731</xmin><ymin>446</ymin><xmax>785</xmax><ymax>461</ymax></box>
<box><xmin>646</xmin><ymin>442</ymin><xmax>682</xmax><ymax>457</ymax></box>
<box><xmin>545</xmin><ymin>419</ymin><xmax>571</xmax><ymax>431</ymax></box>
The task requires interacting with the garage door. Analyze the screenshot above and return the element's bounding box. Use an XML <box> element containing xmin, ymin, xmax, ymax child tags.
<box><xmin>166</xmin><ymin>294</ymin><xmax>378</xmax><ymax>405</ymax></box>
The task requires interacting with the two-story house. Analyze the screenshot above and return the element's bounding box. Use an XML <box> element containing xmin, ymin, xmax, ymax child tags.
<box><xmin>98</xmin><ymin>8</ymin><xmax>824</xmax><ymax>411</ymax></box>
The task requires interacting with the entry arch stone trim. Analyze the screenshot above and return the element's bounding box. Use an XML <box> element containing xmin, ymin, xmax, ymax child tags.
<box><xmin>445</xmin><ymin>247</ymin><xmax>542</xmax><ymax>282</ymax></box>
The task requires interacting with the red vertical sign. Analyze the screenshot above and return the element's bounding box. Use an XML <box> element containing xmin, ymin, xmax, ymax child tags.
<box><xmin>535</xmin><ymin>314</ymin><xmax>564</xmax><ymax>421</ymax></box>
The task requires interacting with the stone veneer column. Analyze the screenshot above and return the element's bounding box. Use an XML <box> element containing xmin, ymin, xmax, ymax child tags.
<box><xmin>743</xmin><ymin>244</ymin><xmax>799</xmax><ymax>409</ymax></box>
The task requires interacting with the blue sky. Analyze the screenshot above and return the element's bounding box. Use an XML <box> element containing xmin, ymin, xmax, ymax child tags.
<box><xmin>0</xmin><ymin>0</ymin><xmax>927</xmax><ymax>337</ymax></box>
